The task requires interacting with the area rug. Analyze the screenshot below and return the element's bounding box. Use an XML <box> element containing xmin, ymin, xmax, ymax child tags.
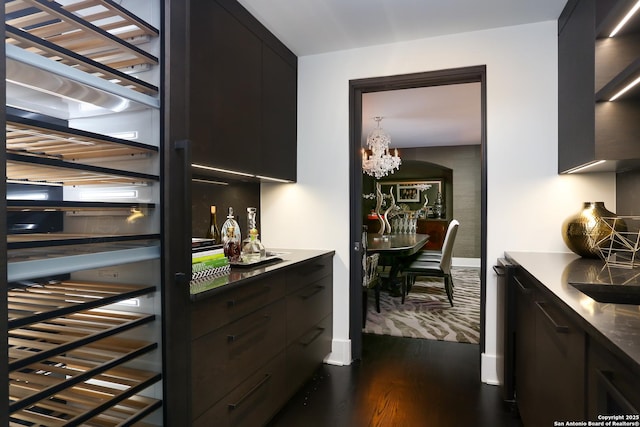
<box><xmin>363</xmin><ymin>267</ymin><xmax>481</xmax><ymax>344</ymax></box>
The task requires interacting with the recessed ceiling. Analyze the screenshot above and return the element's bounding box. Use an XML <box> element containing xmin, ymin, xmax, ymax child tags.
<box><xmin>362</xmin><ymin>83</ymin><xmax>481</xmax><ymax>148</ymax></box>
<box><xmin>236</xmin><ymin>0</ymin><xmax>568</xmax><ymax>56</ymax></box>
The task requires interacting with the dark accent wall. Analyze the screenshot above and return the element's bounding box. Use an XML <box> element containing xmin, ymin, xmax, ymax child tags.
<box><xmin>616</xmin><ymin>170</ymin><xmax>640</xmax><ymax>215</ymax></box>
<box><xmin>402</xmin><ymin>145</ymin><xmax>482</xmax><ymax>259</ymax></box>
<box><xmin>191</xmin><ymin>180</ymin><xmax>261</xmax><ymax>239</ymax></box>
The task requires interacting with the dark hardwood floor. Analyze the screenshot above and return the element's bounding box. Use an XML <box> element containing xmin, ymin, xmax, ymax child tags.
<box><xmin>268</xmin><ymin>334</ymin><xmax>522</xmax><ymax>427</ymax></box>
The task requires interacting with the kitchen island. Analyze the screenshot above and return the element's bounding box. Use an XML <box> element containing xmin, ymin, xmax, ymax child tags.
<box><xmin>505</xmin><ymin>251</ymin><xmax>640</xmax><ymax>425</ymax></box>
<box><xmin>188</xmin><ymin>248</ymin><xmax>334</xmax><ymax>427</ymax></box>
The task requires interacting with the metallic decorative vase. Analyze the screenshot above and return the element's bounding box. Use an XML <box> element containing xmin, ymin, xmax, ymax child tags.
<box><xmin>561</xmin><ymin>202</ymin><xmax>619</xmax><ymax>258</ymax></box>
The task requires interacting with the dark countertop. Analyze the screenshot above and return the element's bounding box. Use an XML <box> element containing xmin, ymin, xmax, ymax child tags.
<box><xmin>189</xmin><ymin>248</ymin><xmax>335</xmax><ymax>301</ymax></box>
<box><xmin>505</xmin><ymin>251</ymin><xmax>640</xmax><ymax>374</ymax></box>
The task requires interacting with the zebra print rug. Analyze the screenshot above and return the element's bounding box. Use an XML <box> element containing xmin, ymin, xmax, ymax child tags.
<box><xmin>363</xmin><ymin>267</ymin><xmax>481</xmax><ymax>344</ymax></box>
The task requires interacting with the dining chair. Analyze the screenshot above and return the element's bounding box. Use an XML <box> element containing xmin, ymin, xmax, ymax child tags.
<box><xmin>362</xmin><ymin>253</ymin><xmax>381</xmax><ymax>325</ymax></box>
<box><xmin>402</xmin><ymin>219</ymin><xmax>459</xmax><ymax>306</ymax></box>
<box><xmin>413</xmin><ymin>218</ymin><xmax>459</xmax><ymax>262</ymax></box>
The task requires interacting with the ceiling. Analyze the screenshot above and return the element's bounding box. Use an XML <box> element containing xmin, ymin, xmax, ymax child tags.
<box><xmin>362</xmin><ymin>83</ymin><xmax>481</xmax><ymax>148</ymax></box>
<box><xmin>236</xmin><ymin>0</ymin><xmax>568</xmax><ymax>57</ymax></box>
<box><xmin>237</xmin><ymin>0</ymin><xmax>568</xmax><ymax>149</ymax></box>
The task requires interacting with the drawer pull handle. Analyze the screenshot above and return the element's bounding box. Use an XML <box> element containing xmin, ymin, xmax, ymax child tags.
<box><xmin>228</xmin><ymin>374</ymin><xmax>272</xmax><ymax>410</ymax></box>
<box><xmin>227</xmin><ymin>315</ymin><xmax>270</xmax><ymax>343</ymax></box>
<box><xmin>227</xmin><ymin>286</ymin><xmax>270</xmax><ymax>308</ymax></box>
<box><xmin>596</xmin><ymin>370</ymin><xmax>640</xmax><ymax>415</ymax></box>
<box><xmin>300</xmin><ymin>327</ymin><xmax>325</xmax><ymax>347</ymax></box>
<box><xmin>535</xmin><ymin>302</ymin><xmax>569</xmax><ymax>333</ymax></box>
<box><xmin>492</xmin><ymin>265</ymin><xmax>504</xmax><ymax>276</ymax></box>
<box><xmin>300</xmin><ymin>285</ymin><xmax>324</xmax><ymax>300</ymax></box>
<box><xmin>514</xmin><ymin>277</ymin><xmax>531</xmax><ymax>295</ymax></box>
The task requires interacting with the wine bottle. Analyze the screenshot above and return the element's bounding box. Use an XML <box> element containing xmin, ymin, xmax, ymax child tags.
<box><xmin>206</xmin><ymin>205</ymin><xmax>221</xmax><ymax>243</ymax></box>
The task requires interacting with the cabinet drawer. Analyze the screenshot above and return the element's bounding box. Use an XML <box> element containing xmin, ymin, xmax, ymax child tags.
<box><xmin>193</xmin><ymin>351</ymin><xmax>288</xmax><ymax>427</ymax></box>
<box><xmin>191</xmin><ymin>299</ymin><xmax>286</xmax><ymax>420</ymax></box>
<box><xmin>533</xmin><ymin>299</ymin><xmax>586</xmax><ymax>425</ymax></box>
<box><xmin>588</xmin><ymin>339</ymin><xmax>640</xmax><ymax>418</ymax></box>
<box><xmin>286</xmin><ymin>314</ymin><xmax>332</xmax><ymax>397</ymax></box>
<box><xmin>286</xmin><ymin>275</ymin><xmax>332</xmax><ymax>346</ymax></box>
<box><xmin>286</xmin><ymin>256</ymin><xmax>332</xmax><ymax>293</ymax></box>
<box><xmin>191</xmin><ymin>274</ymin><xmax>286</xmax><ymax>339</ymax></box>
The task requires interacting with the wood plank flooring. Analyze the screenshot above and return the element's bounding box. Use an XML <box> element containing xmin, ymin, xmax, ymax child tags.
<box><xmin>268</xmin><ymin>334</ymin><xmax>522</xmax><ymax>427</ymax></box>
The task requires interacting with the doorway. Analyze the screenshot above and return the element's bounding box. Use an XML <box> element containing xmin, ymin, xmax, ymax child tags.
<box><xmin>349</xmin><ymin>66</ymin><xmax>487</xmax><ymax>360</ymax></box>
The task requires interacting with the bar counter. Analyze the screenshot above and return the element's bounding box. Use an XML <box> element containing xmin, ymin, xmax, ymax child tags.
<box><xmin>505</xmin><ymin>251</ymin><xmax>640</xmax><ymax>372</ymax></box>
<box><xmin>189</xmin><ymin>248</ymin><xmax>335</xmax><ymax>301</ymax></box>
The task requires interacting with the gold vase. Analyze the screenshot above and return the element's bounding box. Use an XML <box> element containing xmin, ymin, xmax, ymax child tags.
<box><xmin>561</xmin><ymin>202</ymin><xmax>620</xmax><ymax>258</ymax></box>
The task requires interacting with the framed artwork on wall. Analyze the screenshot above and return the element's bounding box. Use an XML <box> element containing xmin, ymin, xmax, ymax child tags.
<box><xmin>397</xmin><ymin>184</ymin><xmax>421</xmax><ymax>202</ymax></box>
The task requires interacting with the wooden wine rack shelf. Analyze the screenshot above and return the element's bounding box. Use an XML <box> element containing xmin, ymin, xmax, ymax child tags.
<box><xmin>8</xmin><ymin>280</ymin><xmax>156</xmax><ymax>328</ymax></box>
<box><xmin>9</xmin><ymin>308</ymin><xmax>155</xmax><ymax>371</ymax></box>
<box><xmin>7</xmin><ymin>152</ymin><xmax>159</xmax><ymax>186</ymax></box>
<box><xmin>6</xmin><ymin>115</ymin><xmax>158</xmax><ymax>161</ymax></box>
<box><xmin>5</xmin><ymin>0</ymin><xmax>159</xmax><ymax>75</ymax></box>
<box><xmin>9</xmin><ymin>335</ymin><xmax>158</xmax><ymax>411</ymax></box>
<box><xmin>8</xmin><ymin>233</ymin><xmax>161</xmax><ymax>251</ymax></box>
<box><xmin>6</xmin><ymin>25</ymin><xmax>159</xmax><ymax>95</ymax></box>
<box><xmin>10</xmin><ymin>386</ymin><xmax>161</xmax><ymax>427</ymax></box>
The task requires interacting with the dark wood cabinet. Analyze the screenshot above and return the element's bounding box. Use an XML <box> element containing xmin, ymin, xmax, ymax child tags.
<box><xmin>513</xmin><ymin>271</ymin><xmax>538</xmax><ymax>425</ymax></box>
<box><xmin>191</xmin><ymin>299</ymin><xmax>287</xmax><ymax>419</ymax></box>
<box><xmin>587</xmin><ymin>338</ymin><xmax>640</xmax><ymax>419</ymax></box>
<box><xmin>193</xmin><ymin>352</ymin><xmax>289</xmax><ymax>427</ymax></box>
<box><xmin>190</xmin><ymin>254</ymin><xmax>333</xmax><ymax>426</ymax></box>
<box><xmin>190</xmin><ymin>0</ymin><xmax>262</xmax><ymax>175</ymax></box>
<box><xmin>416</xmin><ymin>219</ymin><xmax>448</xmax><ymax>250</ymax></box>
<box><xmin>190</xmin><ymin>0</ymin><xmax>298</xmax><ymax>182</ymax></box>
<box><xmin>285</xmin><ymin>257</ymin><xmax>333</xmax><ymax>395</ymax></box>
<box><xmin>512</xmin><ymin>268</ymin><xmax>586</xmax><ymax>426</ymax></box>
<box><xmin>261</xmin><ymin>44</ymin><xmax>297</xmax><ymax>181</ymax></box>
<box><xmin>505</xmin><ymin>254</ymin><xmax>640</xmax><ymax>426</ymax></box>
<box><xmin>533</xmin><ymin>300</ymin><xmax>586</xmax><ymax>424</ymax></box>
<box><xmin>558</xmin><ymin>0</ymin><xmax>640</xmax><ymax>173</ymax></box>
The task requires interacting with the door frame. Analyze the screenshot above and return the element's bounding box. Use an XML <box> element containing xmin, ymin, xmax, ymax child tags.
<box><xmin>349</xmin><ymin>65</ymin><xmax>488</xmax><ymax>360</ymax></box>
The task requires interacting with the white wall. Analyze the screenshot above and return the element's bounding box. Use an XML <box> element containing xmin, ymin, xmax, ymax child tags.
<box><xmin>261</xmin><ymin>21</ymin><xmax>616</xmax><ymax>383</ymax></box>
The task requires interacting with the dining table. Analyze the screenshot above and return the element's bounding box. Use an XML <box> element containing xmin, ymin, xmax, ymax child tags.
<box><xmin>366</xmin><ymin>233</ymin><xmax>429</xmax><ymax>294</ymax></box>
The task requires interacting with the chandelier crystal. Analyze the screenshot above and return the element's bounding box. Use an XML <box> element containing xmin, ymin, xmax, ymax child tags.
<box><xmin>362</xmin><ymin>116</ymin><xmax>401</xmax><ymax>179</ymax></box>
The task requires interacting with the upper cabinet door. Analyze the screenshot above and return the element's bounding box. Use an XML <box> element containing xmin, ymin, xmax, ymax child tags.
<box><xmin>190</xmin><ymin>0</ymin><xmax>262</xmax><ymax>175</ymax></box>
<box><xmin>261</xmin><ymin>45</ymin><xmax>297</xmax><ymax>182</ymax></box>
<box><xmin>190</xmin><ymin>0</ymin><xmax>297</xmax><ymax>182</ymax></box>
<box><xmin>558</xmin><ymin>0</ymin><xmax>596</xmax><ymax>173</ymax></box>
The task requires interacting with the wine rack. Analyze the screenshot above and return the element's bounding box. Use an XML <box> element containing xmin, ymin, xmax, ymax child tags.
<box><xmin>4</xmin><ymin>0</ymin><xmax>163</xmax><ymax>424</ymax></box>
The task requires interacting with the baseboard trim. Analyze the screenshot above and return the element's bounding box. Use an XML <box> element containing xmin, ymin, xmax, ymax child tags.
<box><xmin>453</xmin><ymin>257</ymin><xmax>481</xmax><ymax>268</ymax></box>
<box><xmin>481</xmin><ymin>352</ymin><xmax>500</xmax><ymax>385</ymax></box>
<box><xmin>324</xmin><ymin>338</ymin><xmax>352</xmax><ymax>366</ymax></box>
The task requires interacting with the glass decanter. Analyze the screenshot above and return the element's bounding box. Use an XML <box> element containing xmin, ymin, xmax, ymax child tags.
<box><xmin>223</xmin><ymin>225</ymin><xmax>241</xmax><ymax>262</ymax></box>
<box><xmin>220</xmin><ymin>207</ymin><xmax>241</xmax><ymax>244</ymax></box>
<box><xmin>242</xmin><ymin>207</ymin><xmax>266</xmax><ymax>262</ymax></box>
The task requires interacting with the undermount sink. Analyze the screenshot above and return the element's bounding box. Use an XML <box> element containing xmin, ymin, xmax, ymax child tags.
<box><xmin>569</xmin><ymin>282</ymin><xmax>640</xmax><ymax>305</ymax></box>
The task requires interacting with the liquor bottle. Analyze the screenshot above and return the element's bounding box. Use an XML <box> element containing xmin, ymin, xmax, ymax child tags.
<box><xmin>205</xmin><ymin>205</ymin><xmax>221</xmax><ymax>243</ymax></box>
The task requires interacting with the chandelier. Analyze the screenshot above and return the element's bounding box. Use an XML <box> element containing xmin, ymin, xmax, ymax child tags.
<box><xmin>362</xmin><ymin>116</ymin><xmax>401</xmax><ymax>179</ymax></box>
